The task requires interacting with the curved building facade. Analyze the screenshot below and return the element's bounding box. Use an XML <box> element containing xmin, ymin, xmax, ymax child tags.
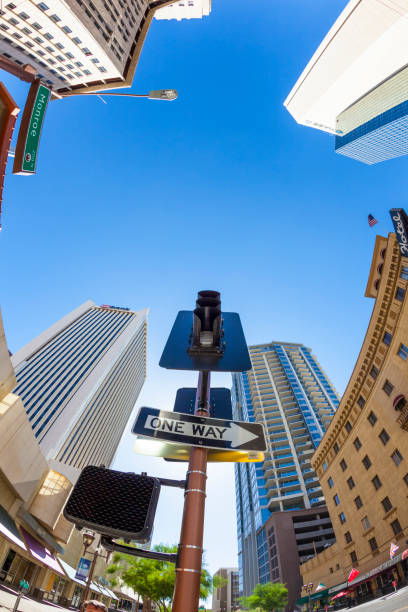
<box><xmin>301</xmin><ymin>230</ymin><xmax>408</xmax><ymax>603</ymax></box>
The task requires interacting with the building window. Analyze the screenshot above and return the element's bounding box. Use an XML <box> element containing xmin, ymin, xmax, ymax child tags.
<box><xmin>347</xmin><ymin>476</ymin><xmax>355</xmax><ymax>490</ymax></box>
<box><xmin>392</xmin><ymin>449</ymin><xmax>403</xmax><ymax>466</ymax></box>
<box><xmin>391</xmin><ymin>519</ymin><xmax>402</xmax><ymax>535</ymax></box>
<box><xmin>396</xmin><ymin>287</ymin><xmax>406</xmax><ymax>302</ymax></box>
<box><xmin>345</xmin><ymin>531</ymin><xmax>352</xmax><ymax>544</ymax></box>
<box><xmin>401</xmin><ymin>266</ymin><xmax>408</xmax><ymax>280</ymax></box>
<box><xmin>82</xmin><ymin>47</ymin><xmax>92</xmax><ymax>55</ymax></box>
<box><xmin>334</xmin><ymin>442</ymin><xmax>339</xmax><ymax>454</ymax></box>
<box><xmin>339</xmin><ymin>512</ymin><xmax>346</xmax><ymax>524</ymax></box>
<box><xmin>345</xmin><ymin>421</ymin><xmax>352</xmax><ymax>433</ymax></box>
<box><xmin>328</xmin><ymin>477</ymin><xmax>334</xmax><ymax>488</ymax></box>
<box><xmin>44</xmin><ymin>32</ymin><xmax>53</xmax><ymax>40</ymax></box>
<box><xmin>18</xmin><ymin>11</ymin><xmax>29</xmax><ymax>19</ymax></box>
<box><xmin>363</xmin><ymin>455</ymin><xmax>372</xmax><ymax>470</ymax></box>
<box><xmin>362</xmin><ymin>516</ymin><xmax>371</xmax><ymax>530</ymax></box>
<box><xmin>370</xmin><ymin>365</ymin><xmax>379</xmax><ymax>379</ymax></box>
<box><xmin>340</xmin><ymin>459</ymin><xmax>347</xmax><ymax>472</ymax></box>
<box><xmin>329</xmin><ymin>567</ymin><xmax>333</xmax><ymax>574</ymax></box>
<box><xmin>369</xmin><ymin>537</ymin><xmax>378</xmax><ymax>552</ymax></box>
<box><xmin>354</xmin><ymin>496</ymin><xmax>363</xmax><ymax>509</ymax></box>
<box><xmin>403</xmin><ymin>473</ymin><xmax>408</xmax><ymax>487</ymax></box>
<box><xmin>379</xmin><ymin>429</ymin><xmax>390</xmax><ymax>445</ymax></box>
<box><xmin>368</xmin><ymin>412</ymin><xmax>377</xmax><ymax>426</ymax></box>
<box><xmin>62</xmin><ymin>25</ymin><xmax>72</xmax><ymax>33</ymax></box>
<box><xmin>383</xmin><ymin>332</ymin><xmax>392</xmax><ymax>346</ymax></box>
<box><xmin>398</xmin><ymin>344</ymin><xmax>408</xmax><ymax>360</ymax></box>
<box><xmin>357</xmin><ymin>395</ymin><xmax>365</xmax><ymax>408</ymax></box>
<box><xmin>333</xmin><ymin>494</ymin><xmax>340</xmax><ymax>506</ymax></box>
<box><xmin>354</xmin><ymin>437</ymin><xmax>362</xmax><ymax>451</ymax></box>
<box><xmin>381</xmin><ymin>497</ymin><xmax>392</xmax><ymax>512</ymax></box>
<box><xmin>32</xmin><ymin>21</ymin><xmax>42</xmax><ymax>29</ymax></box>
<box><xmin>38</xmin><ymin>1</ymin><xmax>49</xmax><ymax>9</ymax></box>
<box><xmin>372</xmin><ymin>475</ymin><xmax>382</xmax><ymax>490</ymax></box>
<box><xmin>383</xmin><ymin>380</ymin><xmax>394</xmax><ymax>395</ymax></box>
<box><xmin>73</xmin><ymin>36</ymin><xmax>81</xmax><ymax>44</ymax></box>
<box><xmin>350</xmin><ymin>551</ymin><xmax>358</xmax><ymax>564</ymax></box>
<box><xmin>323</xmin><ymin>461</ymin><xmax>328</xmax><ymax>472</ymax></box>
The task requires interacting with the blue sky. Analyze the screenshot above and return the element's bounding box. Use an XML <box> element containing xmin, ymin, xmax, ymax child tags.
<box><xmin>1</xmin><ymin>0</ymin><xmax>405</xmax><ymax>592</ymax></box>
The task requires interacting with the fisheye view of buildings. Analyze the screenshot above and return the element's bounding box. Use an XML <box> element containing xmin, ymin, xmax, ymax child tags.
<box><xmin>2</xmin><ymin>0</ymin><xmax>408</xmax><ymax>611</ymax></box>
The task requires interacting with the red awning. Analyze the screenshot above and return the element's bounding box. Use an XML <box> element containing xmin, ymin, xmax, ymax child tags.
<box><xmin>331</xmin><ymin>590</ymin><xmax>351</xmax><ymax>600</ymax></box>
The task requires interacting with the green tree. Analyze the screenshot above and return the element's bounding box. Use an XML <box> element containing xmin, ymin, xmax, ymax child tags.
<box><xmin>106</xmin><ymin>543</ymin><xmax>214</xmax><ymax>612</ymax></box>
<box><xmin>239</xmin><ymin>582</ymin><xmax>288</xmax><ymax>612</ymax></box>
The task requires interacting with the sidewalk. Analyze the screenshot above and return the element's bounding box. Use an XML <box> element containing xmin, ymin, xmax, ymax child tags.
<box><xmin>0</xmin><ymin>586</ymin><xmax>66</xmax><ymax>612</ymax></box>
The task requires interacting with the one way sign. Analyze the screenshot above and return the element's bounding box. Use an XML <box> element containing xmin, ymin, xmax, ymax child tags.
<box><xmin>132</xmin><ymin>407</ymin><xmax>266</xmax><ymax>452</ymax></box>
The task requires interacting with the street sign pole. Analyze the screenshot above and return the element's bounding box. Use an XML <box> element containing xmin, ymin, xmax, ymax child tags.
<box><xmin>172</xmin><ymin>370</ymin><xmax>210</xmax><ymax>612</ymax></box>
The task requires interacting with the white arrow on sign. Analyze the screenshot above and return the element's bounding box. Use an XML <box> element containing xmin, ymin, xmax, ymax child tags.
<box><xmin>145</xmin><ymin>414</ymin><xmax>259</xmax><ymax>448</ymax></box>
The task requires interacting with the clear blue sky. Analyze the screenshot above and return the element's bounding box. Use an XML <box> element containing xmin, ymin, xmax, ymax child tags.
<box><xmin>1</xmin><ymin>0</ymin><xmax>404</xmax><ymax>592</ymax></box>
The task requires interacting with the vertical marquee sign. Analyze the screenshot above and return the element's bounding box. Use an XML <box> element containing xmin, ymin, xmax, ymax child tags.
<box><xmin>13</xmin><ymin>79</ymin><xmax>51</xmax><ymax>175</ymax></box>
<box><xmin>390</xmin><ymin>208</ymin><xmax>408</xmax><ymax>258</ymax></box>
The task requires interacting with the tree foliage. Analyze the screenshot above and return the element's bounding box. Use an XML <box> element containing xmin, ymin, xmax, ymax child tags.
<box><xmin>239</xmin><ymin>582</ymin><xmax>288</xmax><ymax>612</ymax></box>
<box><xmin>105</xmin><ymin>543</ymin><xmax>214</xmax><ymax>612</ymax></box>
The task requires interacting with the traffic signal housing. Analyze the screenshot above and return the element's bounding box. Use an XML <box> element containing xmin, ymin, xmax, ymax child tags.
<box><xmin>188</xmin><ymin>290</ymin><xmax>224</xmax><ymax>356</ymax></box>
<box><xmin>63</xmin><ymin>466</ymin><xmax>160</xmax><ymax>543</ymax></box>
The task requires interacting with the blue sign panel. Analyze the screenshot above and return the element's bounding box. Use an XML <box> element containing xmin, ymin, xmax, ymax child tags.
<box><xmin>390</xmin><ymin>208</ymin><xmax>408</xmax><ymax>257</ymax></box>
<box><xmin>75</xmin><ymin>557</ymin><xmax>91</xmax><ymax>581</ymax></box>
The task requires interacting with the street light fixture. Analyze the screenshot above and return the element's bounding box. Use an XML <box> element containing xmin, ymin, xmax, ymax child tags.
<box><xmin>302</xmin><ymin>583</ymin><xmax>314</xmax><ymax>612</ymax></box>
<box><xmin>62</xmin><ymin>88</ymin><xmax>178</xmax><ymax>101</ymax></box>
<box><xmin>79</xmin><ymin>530</ymin><xmax>111</xmax><ymax>611</ymax></box>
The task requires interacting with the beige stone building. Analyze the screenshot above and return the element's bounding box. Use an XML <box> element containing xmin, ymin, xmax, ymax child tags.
<box><xmin>300</xmin><ymin>231</ymin><xmax>408</xmax><ymax>606</ymax></box>
<box><xmin>0</xmin><ymin>309</ymin><xmax>137</xmax><ymax>608</ymax></box>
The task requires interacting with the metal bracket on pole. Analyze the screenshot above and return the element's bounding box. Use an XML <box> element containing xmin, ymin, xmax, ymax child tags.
<box><xmin>100</xmin><ymin>536</ymin><xmax>178</xmax><ymax>564</ymax></box>
<box><xmin>158</xmin><ymin>477</ymin><xmax>187</xmax><ymax>489</ymax></box>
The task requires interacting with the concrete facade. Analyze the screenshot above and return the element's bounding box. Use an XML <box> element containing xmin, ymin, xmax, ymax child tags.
<box><xmin>284</xmin><ymin>0</ymin><xmax>408</xmax><ymax>134</ymax></box>
<box><xmin>257</xmin><ymin>507</ymin><xmax>334</xmax><ymax>612</ymax></box>
<box><xmin>300</xmin><ymin>231</ymin><xmax>408</xmax><ymax>605</ymax></box>
<box><xmin>0</xmin><ymin>0</ymin><xmax>174</xmax><ymax>95</ymax></box>
<box><xmin>155</xmin><ymin>0</ymin><xmax>210</xmax><ymax>20</ymax></box>
<box><xmin>212</xmin><ymin>567</ymin><xmax>239</xmax><ymax>612</ymax></box>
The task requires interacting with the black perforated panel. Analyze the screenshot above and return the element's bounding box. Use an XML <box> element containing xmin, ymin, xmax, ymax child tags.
<box><xmin>64</xmin><ymin>466</ymin><xmax>160</xmax><ymax>542</ymax></box>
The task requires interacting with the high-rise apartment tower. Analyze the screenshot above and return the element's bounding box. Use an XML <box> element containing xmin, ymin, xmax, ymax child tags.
<box><xmin>11</xmin><ymin>300</ymin><xmax>148</xmax><ymax>481</ymax></box>
<box><xmin>232</xmin><ymin>342</ymin><xmax>339</xmax><ymax>597</ymax></box>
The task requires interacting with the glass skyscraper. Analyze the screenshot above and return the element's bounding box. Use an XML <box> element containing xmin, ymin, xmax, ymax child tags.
<box><xmin>11</xmin><ymin>300</ymin><xmax>148</xmax><ymax>480</ymax></box>
<box><xmin>232</xmin><ymin>342</ymin><xmax>339</xmax><ymax>597</ymax></box>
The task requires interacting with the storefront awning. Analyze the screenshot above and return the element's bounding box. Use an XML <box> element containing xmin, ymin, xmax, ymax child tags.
<box><xmin>20</xmin><ymin>527</ymin><xmax>64</xmax><ymax>575</ymax></box>
<box><xmin>58</xmin><ymin>558</ymin><xmax>87</xmax><ymax>587</ymax></box>
<box><xmin>98</xmin><ymin>584</ymin><xmax>118</xmax><ymax>600</ymax></box>
<box><xmin>0</xmin><ymin>505</ymin><xmax>27</xmax><ymax>551</ymax></box>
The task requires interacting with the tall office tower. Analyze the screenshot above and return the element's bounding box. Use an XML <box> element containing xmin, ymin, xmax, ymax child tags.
<box><xmin>11</xmin><ymin>300</ymin><xmax>148</xmax><ymax>481</ymax></box>
<box><xmin>0</xmin><ymin>0</ymin><xmax>171</xmax><ymax>95</ymax></box>
<box><xmin>232</xmin><ymin>342</ymin><xmax>339</xmax><ymax>597</ymax></box>
<box><xmin>155</xmin><ymin>0</ymin><xmax>210</xmax><ymax>21</ymax></box>
<box><xmin>284</xmin><ymin>0</ymin><xmax>408</xmax><ymax>164</ymax></box>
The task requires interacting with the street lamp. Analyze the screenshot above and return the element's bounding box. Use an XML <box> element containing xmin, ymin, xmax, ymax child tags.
<box><xmin>62</xmin><ymin>89</ymin><xmax>178</xmax><ymax>101</ymax></box>
<box><xmin>302</xmin><ymin>583</ymin><xmax>313</xmax><ymax>612</ymax></box>
<box><xmin>79</xmin><ymin>530</ymin><xmax>111</xmax><ymax>611</ymax></box>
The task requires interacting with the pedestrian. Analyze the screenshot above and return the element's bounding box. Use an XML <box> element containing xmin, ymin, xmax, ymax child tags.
<box><xmin>83</xmin><ymin>599</ymin><xmax>108</xmax><ymax>612</ymax></box>
<box><xmin>392</xmin><ymin>579</ymin><xmax>397</xmax><ymax>592</ymax></box>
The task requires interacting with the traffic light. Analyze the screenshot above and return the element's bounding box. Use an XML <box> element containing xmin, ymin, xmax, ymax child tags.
<box><xmin>64</xmin><ymin>466</ymin><xmax>160</xmax><ymax>543</ymax></box>
<box><xmin>188</xmin><ymin>290</ymin><xmax>224</xmax><ymax>356</ymax></box>
<box><xmin>159</xmin><ymin>290</ymin><xmax>251</xmax><ymax>372</ymax></box>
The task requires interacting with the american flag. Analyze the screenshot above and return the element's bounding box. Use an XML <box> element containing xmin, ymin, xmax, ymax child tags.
<box><xmin>390</xmin><ymin>543</ymin><xmax>399</xmax><ymax>559</ymax></box>
<box><xmin>368</xmin><ymin>214</ymin><xmax>378</xmax><ymax>227</ymax></box>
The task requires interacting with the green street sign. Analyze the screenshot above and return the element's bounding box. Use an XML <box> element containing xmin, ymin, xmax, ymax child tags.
<box><xmin>13</xmin><ymin>79</ymin><xmax>51</xmax><ymax>175</ymax></box>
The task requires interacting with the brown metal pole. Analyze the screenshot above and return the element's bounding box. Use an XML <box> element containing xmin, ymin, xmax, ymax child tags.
<box><xmin>80</xmin><ymin>551</ymin><xmax>98</xmax><ymax>611</ymax></box>
<box><xmin>172</xmin><ymin>371</ymin><xmax>210</xmax><ymax>612</ymax></box>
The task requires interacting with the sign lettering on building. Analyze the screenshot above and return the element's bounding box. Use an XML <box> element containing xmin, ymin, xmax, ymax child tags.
<box><xmin>390</xmin><ymin>208</ymin><xmax>408</xmax><ymax>258</ymax></box>
<box><xmin>13</xmin><ymin>79</ymin><xmax>51</xmax><ymax>175</ymax></box>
